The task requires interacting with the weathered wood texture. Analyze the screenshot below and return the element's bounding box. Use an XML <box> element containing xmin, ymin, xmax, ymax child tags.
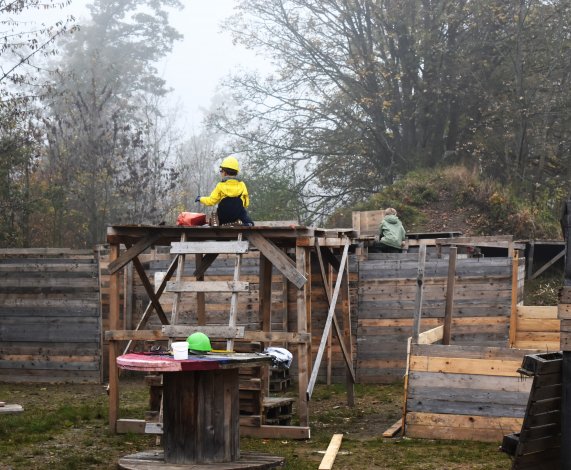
<box><xmin>514</xmin><ymin>306</ymin><xmax>559</xmax><ymax>350</ymax></box>
<box><xmin>356</xmin><ymin>254</ymin><xmax>525</xmax><ymax>383</ymax></box>
<box><xmin>0</xmin><ymin>249</ymin><xmax>100</xmax><ymax>383</ymax></box>
<box><xmin>101</xmin><ymin>246</ymin><xmax>358</xmax><ymax>387</ymax></box>
<box><xmin>405</xmin><ymin>343</ymin><xmax>537</xmax><ymax>441</ymax></box>
<box><xmin>500</xmin><ymin>352</ymin><xmax>562</xmax><ymax>469</ymax></box>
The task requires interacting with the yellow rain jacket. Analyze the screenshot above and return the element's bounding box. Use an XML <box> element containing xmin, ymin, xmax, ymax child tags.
<box><xmin>199</xmin><ymin>178</ymin><xmax>250</xmax><ymax>208</ymax></box>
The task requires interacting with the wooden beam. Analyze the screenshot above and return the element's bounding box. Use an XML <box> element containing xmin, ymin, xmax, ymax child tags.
<box><xmin>162</xmin><ymin>325</ymin><xmax>245</xmax><ymax>339</ymax></box>
<box><xmin>443</xmin><ymin>247</ymin><xmax>457</xmax><ymax>345</ymax></box>
<box><xmin>107</xmin><ymin>232</ymin><xmax>163</xmax><ymax>274</ymax></box>
<box><xmin>417</xmin><ymin>325</ymin><xmax>444</xmax><ymax>345</ymax></box>
<box><xmin>130</xmin><ymin>253</ymin><xmax>170</xmax><ymax>325</ymax></box>
<box><xmin>108</xmin><ymin>243</ymin><xmax>120</xmax><ymax>433</ymax></box>
<box><xmin>296</xmin><ymin>246</ymin><xmax>310</xmax><ymax>427</ymax></box>
<box><xmin>171</xmin><ymin>240</ymin><xmax>249</xmax><ymax>254</ymax></box>
<box><xmin>166</xmin><ymin>280</ymin><xmax>250</xmax><ymax>293</ymax></box>
<box><xmin>307</xmin><ymin>241</ymin><xmax>350</xmax><ymax>400</ymax></box>
<box><xmin>106</xmin><ymin>329</ymin><xmax>311</xmax><ymax>343</ymax></box>
<box><xmin>192</xmin><ymin>252</ymin><xmax>218</xmax><ymax>278</ymax></box>
<box><xmin>259</xmin><ymin>254</ymin><xmax>273</xmax><ymax>337</ymax></box>
<box><xmin>122</xmin><ymin>255</ymin><xmax>179</xmax><ymax>355</ymax></box>
<box><xmin>195</xmin><ymin>254</ymin><xmax>206</xmax><ymax>325</ymax></box>
<box><xmin>530</xmin><ymin>248</ymin><xmax>565</xmax><ymax>280</ymax></box>
<box><xmin>247</xmin><ymin>232</ymin><xmax>307</xmax><ymax>289</ymax></box>
<box><xmin>314</xmin><ymin>240</ymin><xmax>356</xmax><ymax>384</ymax></box>
<box><xmin>318</xmin><ymin>433</ymin><xmax>344</xmax><ymax>470</ymax></box>
<box><xmin>412</xmin><ymin>244</ymin><xmax>427</xmax><ymax>343</ymax></box>
<box><xmin>509</xmin><ymin>251</ymin><xmax>519</xmax><ymax>347</ymax></box>
<box><xmin>383</xmin><ymin>420</ymin><xmax>402</xmax><ymax>438</ymax></box>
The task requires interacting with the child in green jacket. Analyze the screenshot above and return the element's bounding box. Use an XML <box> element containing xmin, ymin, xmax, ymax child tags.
<box><xmin>378</xmin><ymin>208</ymin><xmax>406</xmax><ymax>253</ymax></box>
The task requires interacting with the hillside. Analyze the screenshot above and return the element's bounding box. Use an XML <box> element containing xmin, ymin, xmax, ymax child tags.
<box><xmin>344</xmin><ymin>166</ymin><xmax>564</xmax><ymax>240</ymax></box>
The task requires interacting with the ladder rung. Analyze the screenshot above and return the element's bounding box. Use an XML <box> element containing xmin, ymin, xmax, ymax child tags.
<box><xmin>171</xmin><ymin>241</ymin><xmax>249</xmax><ymax>254</ymax></box>
<box><xmin>166</xmin><ymin>281</ymin><xmax>250</xmax><ymax>293</ymax></box>
<box><xmin>163</xmin><ymin>325</ymin><xmax>245</xmax><ymax>339</ymax></box>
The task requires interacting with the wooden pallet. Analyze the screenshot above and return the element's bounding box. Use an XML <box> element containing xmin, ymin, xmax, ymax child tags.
<box><xmin>500</xmin><ymin>352</ymin><xmax>562</xmax><ymax>469</ymax></box>
<box><xmin>269</xmin><ymin>366</ymin><xmax>291</xmax><ymax>392</ymax></box>
<box><xmin>263</xmin><ymin>397</ymin><xmax>294</xmax><ymax>426</ymax></box>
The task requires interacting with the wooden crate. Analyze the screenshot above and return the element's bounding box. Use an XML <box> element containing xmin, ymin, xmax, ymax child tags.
<box><xmin>500</xmin><ymin>352</ymin><xmax>561</xmax><ymax>469</ymax></box>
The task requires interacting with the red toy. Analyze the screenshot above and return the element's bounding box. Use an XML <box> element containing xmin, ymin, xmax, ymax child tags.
<box><xmin>176</xmin><ymin>212</ymin><xmax>206</xmax><ymax>226</ymax></box>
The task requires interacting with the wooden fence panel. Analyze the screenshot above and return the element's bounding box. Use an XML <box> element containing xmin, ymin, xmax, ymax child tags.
<box><xmin>356</xmin><ymin>254</ymin><xmax>525</xmax><ymax>383</ymax></box>
<box><xmin>0</xmin><ymin>249</ymin><xmax>100</xmax><ymax>383</ymax></box>
<box><xmin>405</xmin><ymin>343</ymin><xmax>535</xmax><ymax>441</ymax></box>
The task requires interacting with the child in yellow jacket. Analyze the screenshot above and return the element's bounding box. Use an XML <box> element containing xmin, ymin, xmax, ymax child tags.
<box><xmin>195</xmin><ymin>156</ymin><xmax>254</xmax><ymax>226</ymax></box>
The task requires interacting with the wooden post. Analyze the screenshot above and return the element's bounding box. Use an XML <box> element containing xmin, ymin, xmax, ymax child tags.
<box><xmin>509</xmin><ymin>250</ymin><xmax>519</xmax><ymax>347</ymax></box>
<box><xmin>527</xmin><ymin>240</ymin><xmax>535</xmax><ymax>279</ymax></box>
<box><xmin>412</xmin><ymin>244</ymin><xmax>427</xmax><ymax>343</ymax></box>
<box><xmin>443</xmin><ymin>247</ymin><xmax>457</xmax><ymax>345</ymax></box>
<box><xmin>195</xmin><ymin>254</ymin><xmax>206</xmax><ymax>325</ymax></box>
<box><xmin>296</xmin><ymin>246</ymin><xmax>309</xmax><ymax>427</ymax></box>
<box><xmin>259</xmin><ymin>254</ymin><xmax>273</xmax><ymax>337</ymax></box>
<box><xmin>560</xmin><ymin>196</ymin><xmax>571</xmax><ymax>466</ymax></box>
<box><xmin>108</xmin><ymin>243</ymin><xmax>120</xmax><ymax>433</ymax></box>
<box><xmin>326</xmin><ymin>264</ymin><xmax>332</xmax><ymax>385</ymax></box>
<box><xmin>341</xmin><ymin>251</ymin><xmax>354</xmax><ymax>406</ymax></box>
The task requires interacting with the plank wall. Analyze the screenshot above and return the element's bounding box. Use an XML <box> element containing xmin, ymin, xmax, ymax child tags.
<box><xmin>405</xmin><ymin>343</ymin><xmax>537</xmax><ymax>442</ymax></box>
<box><xmin>514</xmin><ymin>305</ymin><xmax>559</xmax><ymax>350</ymax></box>
<box><xmin>357</xmin><ymin>252</ymin><xmax>525</xmax><ymax>383</ymax></box>
<box><xmin>0</xmin><ymin>249</ymin><xmax>101</xmax><ymax>383</ymax></box>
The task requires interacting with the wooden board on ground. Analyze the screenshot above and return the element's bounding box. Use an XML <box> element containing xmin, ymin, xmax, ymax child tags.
<box><xmin>318</xmin><ymin>433</ymin><xmax>344</xmax><ymax>470</ymax></box>
<box><xmin>0</xmin><ymin>403</ymin><xmax>23</xmax><ymax>413</ymax></box>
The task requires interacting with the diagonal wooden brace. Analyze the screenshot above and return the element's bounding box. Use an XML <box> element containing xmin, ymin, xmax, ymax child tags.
<box><xmin>314</xmin><ymin>241</ymin><xmax>356</xmax><ymax>383</ymax></box>
<box><xmin>108</xmin><ymin>232</ymin><xmax>163</xmax><ymax>274</ymax></box>
<box><xmin>307</xmin><ymin>240</ymin><xmax>351</xmax><ymax>399</ymax></box>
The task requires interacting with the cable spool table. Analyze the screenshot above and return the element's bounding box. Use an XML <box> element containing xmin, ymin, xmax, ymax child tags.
<box><xmin>116</xmin><ymin>352</ymin><xmax>284</xmax><ymax>469</ymax></box>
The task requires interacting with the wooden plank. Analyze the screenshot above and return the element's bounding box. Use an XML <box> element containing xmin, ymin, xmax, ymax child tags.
<box><xmin>240</xmin><ymin>425</ymin><xmax>310</xmax><ymax>440</ymax></box>
<box><xmin>247</xmin><ymin>232</ymin><xmax>307</xmax><ymax>289</ymax></box>
<box><xmin>406</xmin><ymin>411</ymin><xmax>523</xmax><ymax>442</ymax></box>
<box><xmin>0</xmin><ymin>404</ymin><xmax>23</xmax><ymax>414</ymax></box>
<box><xmin>382</xmin><ymin>419</ymin><xmax>403</xmax><ymax>438</ymax></box>
<box><xmin>530</xmin><ymin>248</ymin><xmax>565</xmax><ymax>280</ymax></box>
<box><xmin>417</xmin><ymin>325</ymin><xmax>443</xmax><ymax>345</ymax></box>
<box><xmin>171</xmin><ymin>240</ymin><xmax>249</xmax><ymax>254</ymax></box>
<box><xmin>518</xmin><ymin>305</ymin><xmax>558</xmax><ymax>318</ymax></box>
<box><xmin>443</xmin><ymin>247</ymin><xmax>457</xmax><ymax>344</ymax></box>
<box><xmin>166</xmin><ymin>280</ymin><xmax>249</xmax><ymax>293</ymax></box>
<box><xmin>412</xmin><ymin>245</ymin><xmax>427</xmax><ymax>342</ymax></box>
<box><xmin>307</xmin><ymin>241</ymin><xmax>350</xmax><ymax>399</ymax></box>
<box><xmin>318</xmin><ymin>433</ymin><xmax>343</xmax><ymax>470</ymax></box>
<box><xmin>162</xmin><ymin>325</ymin><xmax>245</xmax><ymax>339</ymax></box>
<box><xmin>409</xmin><ymin>356</ymin><xmax>523</xmax><ymax>377</ymax></box>
<box><xmin>509</xmin><ymin>251</ymin><xmax>519</xmax><ymax>347</ymax></box>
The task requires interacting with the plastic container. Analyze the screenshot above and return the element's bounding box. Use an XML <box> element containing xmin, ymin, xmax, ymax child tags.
<box><xmin>172</xmin><ymin>341</ymin><xmax>189</xmax><ymax>360</ymax></box>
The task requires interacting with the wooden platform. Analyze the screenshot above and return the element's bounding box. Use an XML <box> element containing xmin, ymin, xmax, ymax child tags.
<box><xmin>118</xmin><ymin>450</ymin><xmax>284</xmax><ymax>469</ymax></box>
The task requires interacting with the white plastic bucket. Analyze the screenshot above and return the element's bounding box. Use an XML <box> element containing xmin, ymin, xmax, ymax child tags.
<box><xmin>172</xmin><ymin>342</ymin><xmax>189</xmax><ymax>360</ymax></box>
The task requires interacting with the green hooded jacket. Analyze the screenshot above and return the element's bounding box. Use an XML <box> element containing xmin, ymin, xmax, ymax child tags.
<box><xmin>379</xmin><ymin>214</ymin><xmax>406</xmax><ymax>249</ymax></box>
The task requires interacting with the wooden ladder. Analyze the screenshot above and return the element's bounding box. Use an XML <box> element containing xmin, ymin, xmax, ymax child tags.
<box><xmin>166</xmin><ymin>233</ymin><xmax>249</xmax><ymax>350</ymax></box>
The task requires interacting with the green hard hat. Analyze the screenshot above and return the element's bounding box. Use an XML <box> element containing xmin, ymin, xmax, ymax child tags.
<box><xmin>186</xmin><ymin>332</ymin><xmax>212</xmax><ymax>352</ymax></box>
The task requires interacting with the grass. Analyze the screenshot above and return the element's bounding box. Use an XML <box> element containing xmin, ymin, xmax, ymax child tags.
<box><xmin>0</xmin><ymin>380</ymin><xmax>514</xmax><ymax>469</ymax></box>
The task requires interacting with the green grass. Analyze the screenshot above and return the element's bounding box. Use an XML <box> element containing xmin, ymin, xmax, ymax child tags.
<box><xmin>0</xmin><ymin>380</ymin><xmax>514</xmax><ymax>469</ymax></box>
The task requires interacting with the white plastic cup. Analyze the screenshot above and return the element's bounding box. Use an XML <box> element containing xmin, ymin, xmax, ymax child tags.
<box><xmin>172</xmin><ymin>342</ymin><xmax>189</xmax><ymax>360</ymax></box>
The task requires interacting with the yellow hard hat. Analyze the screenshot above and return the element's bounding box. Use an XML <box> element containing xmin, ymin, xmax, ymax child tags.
<box><xmin>220</xmin><ymin>156</ymin><xmax>240</xmax><ymax>172</ymax></box>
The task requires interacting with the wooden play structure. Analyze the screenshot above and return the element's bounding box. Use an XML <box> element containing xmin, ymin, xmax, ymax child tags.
<box><xmin>103</xmin><ymin>223</ymin><xmax>357</xmax><ymax>439</ymax></box>
<box><xmin>1</xmin><ymin>207</ymin><xmax>567</xmax><ymax>449</ymax></box>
